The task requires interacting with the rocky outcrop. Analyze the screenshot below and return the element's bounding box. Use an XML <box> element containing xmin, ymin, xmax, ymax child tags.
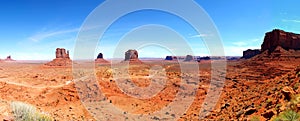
<box><xmin>125</xmin><ymin>49</ymin><xmax>138</xmax><ymax>61</ymax></box>
<box><xmin>45</xmin><ymin>48</ymin><xmax>72</xmax><ymax>67</ymax></box>
<box><xmin>123</xmin><ymin>49</ymin><xmax>142</xmax><ymax>64</ymax></box>
<box><xmin>184</xmin><ymin>55</ymin><xmax>194</xmax><ymax>61</ymax></box>
<box><xmin>242</xmin><ymin>49</ymin><xmax>260</xmax><ymax>59</ymax></box>
<box><xmin>165</xmin><ymin>56</ymin><xmax>173</xmax><ymax>60</ymax></box>
<box><xmin>261</xmin><ymin>29</ymin><xmax>300</xmax><ymax>53</ymax></box>
<box><xmin>97</xmin><ymin>53</ymin><xmax>103</xmax><ymax>59</ymax></box>
<box><xmin>95</xmin><ymin>53</ymin><xmax>109</xmax><ymax>64</ymax></box>
<box><xmin>246</xmin><ymin>29</ymin><xmax>300</xmax><ymax>61</ymax></box>
<box><xmin>4</xmin><ymin>55</ymin><xmax>15</xmax><ymax>61</ymax></box>
<box><xmin>55</xmin><ymin>48</ymin><xmax>70</xmax><ymax>59</ymax></box>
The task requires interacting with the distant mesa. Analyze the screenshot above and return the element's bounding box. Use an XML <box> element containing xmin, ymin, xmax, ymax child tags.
<box><xmin>165</xmin><ymin>56</ymin><xmax>173</xmax><ymax>60</ymax></box>
<box><xmin>97</xmin><ymin>53</ymin><xmax>103</xmax><ymax>59</ymax></box>
<box><xmin>242</xmin><ymin>49</ymin><xmax>260</xmax><ymax>59</ymax></box>
<box><xmin>123</xmin><ymin>49</ymin><xmax>142</xmax><ymax>64</ymax></box>
<box><xmin>165</xmin><ymin>56</ymin><xmax>181</xmax><ymax>61</ymax></box>
<box><xmin>184</xmin><ymin>55</ymin><xmax>194</xmax><ymax>62</ymax></box>
<box><xmin>165</xmin><ymin>55</ymin><xmax>207</xmax><ymax>62</ymax></box>
<box><xmin>95</xmin><ymin>53</ymin><xmax>109</xmax><ymax>64</ymax></box>
<box><xmin>45</xmin><ymin>48</ymin><xmax>72</xmax><ymax>67</ymax></box>
<box><xmin>200</xmin><ymin>56</ymin><xmax>211</xmax><ymax>61</ymax></box>
<box><xmin>4</xmin><ymin>55</ymin><xmax>15</xmax><ymax>61</ymax></box>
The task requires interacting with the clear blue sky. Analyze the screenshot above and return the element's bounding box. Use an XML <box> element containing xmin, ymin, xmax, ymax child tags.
<box><xmin>0</xmin><ymin>0</ymin><xmax>299</xmax><ymax>60</ymax></box>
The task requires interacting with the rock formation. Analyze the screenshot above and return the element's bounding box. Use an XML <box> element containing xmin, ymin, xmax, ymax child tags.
<box><xmin>55</xmin><ymin>48</ymin><xmax>70</xmax><ymax>59</ymax></box>
<box><xmin>125</xmin><ymin>49</ymin><xmax>138</xmax><ymax>61</ymax></box>
<box><xmin>165</xmin><ymin>56</ymin><xmax>173</xmax><ymax>60</ymax></box>
<box><xmin>261</xmin><ymin>29</ymin><xmax>300</xmax><ymax>53</ymax></box>
<box><xmin>184</xmin><ymin>55</ymin><xmax>194</xmax><ymax>61</ymax></box>
<box><xmin>123</xmin><ymin>49</ymin><xmax>142</xmax><ymax>64</ymax></box>
<box><xmin>95</xmin><ymin>53</ymin><xmax>109</xmax><ymax>64</ymax></box>
<box><xmin>245</xmin><ymin>29</ymin><xmax>300</xmax><ymax>61</ymax></box>
<box><xmin>97</xmin><ymin>53</ymin><xmax>103</xmax><ymax>59</ymax></box>
<box><xmin>242</xmin><ymin>49</ymin><xmax>260</xmax><ymax>59</ymax></box>
<box><xmin>4</xmin><ymin>55</ymin><xmax>15</xmax><ymax>61</ymax></box>
<box><xmin>45</xmin><ymin>48</ymin><xmax>72</xmax><ymax>66</ymax></box>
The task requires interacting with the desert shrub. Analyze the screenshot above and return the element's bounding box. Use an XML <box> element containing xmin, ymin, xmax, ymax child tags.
<box><xmin>272</xmin><ymin>110</ymin><xmax>300</xmax><ymax>121</ymax></box>
<box><xmin>289</xmin><ymin>94</ymin><xmax>300</xmax><ymax>112</ymax></box>
<box><xmin>11</xmin><ymin>101</ymin><xmax>53</xmax><ymax>121</ymax></box>
<box><xmin>250</xmin><ymin>115</ymin><xmax>260</xmax><ymax>121</ymax></box>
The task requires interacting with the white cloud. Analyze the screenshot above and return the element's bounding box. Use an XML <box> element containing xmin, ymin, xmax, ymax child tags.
<box><xmin>250</xmin><ymin>38</ymin><xmax>260</xmax><ymax>42</ymax></box>
<box><xmin>190</xmin><ymin>34</ymin><xmax>210</xmax><ymax>38</ymax></box>
<box><xmin>282</xmin><ymin>19</ymin><xmax>300</xmax><ymax>23</ymax></box>
<box><xmin>232</xmin><ymin>41</ymin><xmax>247</xmax><ymax>46</ymax></box>
<box><xmin>231</xmin><ymin>38</ymin><xmax>261</xmax><ymax>47</ymax></box>
<box><xmin>224</xmin><ymin>46</ymin><xmax>260</xmax><ymax>56</ymax></box>
<box><xmin>29</xmin><ymin>28</ymin><xmax>79</xmax><ymax>42</ymax></box>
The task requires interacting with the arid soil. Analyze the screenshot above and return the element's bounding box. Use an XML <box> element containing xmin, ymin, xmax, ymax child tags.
<box><xmin>0</xmin><ymin>58</ymin><xmax>299</xmax><ymax>120</ymax></box>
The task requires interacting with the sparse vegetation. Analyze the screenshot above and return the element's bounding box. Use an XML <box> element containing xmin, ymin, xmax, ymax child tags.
<box><xmin>272</xmin><ymin>110</ymin><xmax>300</xmax><ymax>121</ymax></box>
<box><xmin>11</xmin><ymin>101</ymin><xmax>53</xmax><ymax>121</ymax></box>
<box><xmin>250</xmin><ymin>115</ymin><xmax>260</xmax><ymax>121</ymax></box>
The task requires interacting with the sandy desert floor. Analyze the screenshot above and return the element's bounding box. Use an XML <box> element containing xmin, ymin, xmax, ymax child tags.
<box><xmin>0</xmin><ymin>59</ymin><xmax>300</xmax><ymax>120</ymax></box>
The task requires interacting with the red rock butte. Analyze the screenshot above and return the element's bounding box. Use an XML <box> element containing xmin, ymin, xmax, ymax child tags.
<box><xmin>45</xmin><ymin>48</ymin><xmax>72</xmax><ymax>66</ymax></box>
<box><xmin>123</xmin><ymin>49</ymin><xmax>142</xmax><ymax>64</ymax></box>
<box><xmin>95</xmin><ymin>53</ymin><xmax>109</xmax><ymax>64</ymax></box>
<box><xmin>243</xmin><ymin>29</ymin><xmax>300</xmax><ymax>60</ymax></box>
<box><xmin>4</xmin><ymin>55</ymin><xmax>15</xmax><ymax>61</ymax></box>
<box><xmin>242</xmin><ymin>49</ymin><xmax>260</xmax><ymax>59</ymax></box>
<box><xmin>261</xmin><ymin>29</ymin><xmax>300</xmax><ymax>52</ymax></box>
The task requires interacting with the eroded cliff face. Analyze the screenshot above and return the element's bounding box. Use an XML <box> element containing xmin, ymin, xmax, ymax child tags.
<box><xmin>45</xmin><ymin>48</ymin><xmax>72</xmax><ymax>67</ymax></box>
<box><xmin>242</xmin><ymin>49</ymin><xmax>260</xmax><ymax>59</ymax></box>
<box><xmin>261</xmin><ymin>29</ymin><xmax>300</xmax><ymax>53</ymax></box>
<box><xmin>95</xmin><ymin>53</ymin><xmax>109</xmax><ymax>64</ymax></box>
<box><xmin>123</xmin><ymin>49</ymin><xmax>142</xmax><ymax>64</ymax></box>
<box><xmin>55</xmin><ymin>48</ymin><xmax>70</xmax><ymax>59</ymax></box>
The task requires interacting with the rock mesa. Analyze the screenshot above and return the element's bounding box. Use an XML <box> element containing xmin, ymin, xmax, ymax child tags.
<box><xmin>123</xmin><ymin>49</ymin><xmax>142</xmax><ymax>64</ymax></box>
<box><xmin>45</xmin><ymin>48</ymin><xmax>72</xmax><ymax>66</ymax></box>
<box><xmin>261</xmin><ymin>29</ymin><xmax>300</xmax><ymax>53</ymax></box>
<box><xmin>95</xmin><ymin>53</ymin><xmax>109</xmax><ymax>64</ymax></box>
<box><xmin>242</xmin><ymin>49</ymin><xmax>260</xmax><ymax>59</ymax></box>
<box><xmin>4</xmin><ymin>55</ymin><xmax>15</xmax><ymax>61</ymax></box>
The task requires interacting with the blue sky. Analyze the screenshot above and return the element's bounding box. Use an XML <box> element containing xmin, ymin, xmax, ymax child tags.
<box><xmin>0</xmin><ymin>0</ymin><xmax>299</xmax><ymax>60</ymax></box>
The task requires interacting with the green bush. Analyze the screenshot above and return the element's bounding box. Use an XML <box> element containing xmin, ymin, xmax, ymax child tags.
<box><xmin>11</xmin><ymin>101</ymin><xmax>53</xmax><ymax>121</ymax></box>
<box><xmin>272</xmin><ymin>110</ymin><xmax>300</xmax><ymax>121</ymax></box>
<box><xmin>250</xmin><ymin>115</ymin><xmax>260</xmax><ymax>121</ymax></box>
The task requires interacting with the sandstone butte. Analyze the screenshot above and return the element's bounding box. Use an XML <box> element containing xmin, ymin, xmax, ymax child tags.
<box><xmin>95</xmin><ymin>53</ymin><xmax>109</xmax><ymax>64</ymax></box>
<box><xmin>4</xmin><ymin>55</ymin><xmax>15</xmax><ymax>61</ymax></box>
<box><xmin>242</xmin><ymin>49</ymin><xmax>260</xmax><ymax>59</ymax></box>
<box><xmin>123</xmin><ymin>49</ymin><xmax>142</xmax><ymax>64</ymax></box>
<box><xmin>262</xmin><ymin>29</ymin><xmax>300</xmax><ymax>52</ymax></box>
<box><xmin>243</xmin><ymin>29</ymin><xmax>300</xmax><ymax>59</ymax></box>
<box><xmin>45</xmin><ymin>48</ymin><xmax>72</xmax><ymax>67</ymax></box>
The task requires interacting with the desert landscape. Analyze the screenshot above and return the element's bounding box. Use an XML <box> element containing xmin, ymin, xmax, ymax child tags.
<box><xmin>1</xmin><ymin>1</ymin><xmax>300</xmax><ymax>120</ymax></box>
<box><xmin>0</xmin><ymin>29</ymin><xmax>300</xmax><ymax>120</ymax></box>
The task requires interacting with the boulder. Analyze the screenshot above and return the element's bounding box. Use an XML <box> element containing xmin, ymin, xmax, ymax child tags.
<box><xmin>282</xmin><ymin>86</ymin><xmax>295</xmax><ymax>101</ymax></box>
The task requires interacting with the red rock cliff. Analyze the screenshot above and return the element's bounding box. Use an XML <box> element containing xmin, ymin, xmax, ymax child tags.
<box><xmin>261</xmin><ymin>29</ymin><xmax>300</xmax><ymax>52</ymax></box>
